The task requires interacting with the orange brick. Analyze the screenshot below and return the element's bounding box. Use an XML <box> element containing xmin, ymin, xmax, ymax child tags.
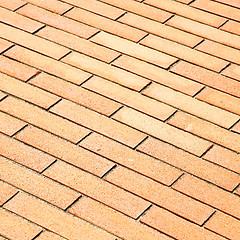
<box><xmin>0</xmin><ymin>0</ymin><xmax>25</xmax><ymax>11</ymax></box>
<box><xmin>167</xmin><ymin>16</ymin><xmax>240</xmax><ymax>50</ymax></box>
<box><xmin>0</xmin><ymin>97</ymin><xmax>90</xmax><ymax>143</ymax></box>
<box><xmin>37</xmin><ymin>26</ymin><xmax>120</xmax><ymax>63</ymax></box>
<box><xmin>203</xmin><ymin>145</ymin><xmax>240</xmax><ymax>174</ymax></box>
<box><xmin>140</xmin><ymin>206</ymin><xmax>225</xmax><ymax>240</ymax></box>
<box><xmin>0</xmin><ymin>111</ymin><xmax>26</xmax><ymax>136</ymax></box>
<box><xmin>106</xmin><ymin>166</ymin><xmax>214</xmax><ymax>224</ymax></box>
<box><xmin>4</xmin><ymin>46</ymin><xmax>91</xmax><ymax>85</ymax></box>
<box><xmin>175</xmin><ymin>0</ymin><xmax>193</xmax><ymax>3</ymax></box>
<box><xmin>118</xmin><ymin>12</ymin><xmax>202</xmax><ymax>47</ymax></box>
<box><xmin>0</xmin><ymin>6</ymin><xmax>44</xmax><ymax>33</ymax></box>
<box><xmin>222</xmin><ymin>64</ymin><xmax>240</xmax><ymax>82</ymax></box>
<box><xmin>50</xmin><ymin>100</ymin><xmax>147</xmax><ymax>147</ymax></box>
<box><xmin>140</xmin><ymin>34</ymin><xmax>228</xmax><ymax>72</ymax></box>
<box><xmin>171</xmin><ymin>61</ymin><xmax>240</xmax><ymax>98</ymax></box>
<box><xmin>144</xmin><ymin>0</ymin><xmax>225</xmax><ymax>27</ymax></box>
<box><xmin>15</xmin><ymin>126</ymin><xmax>115</xmax><ymax>177</ymax></box>
<box><xmin>0</xmin><ymin>132</ymin><xmax>55</xmax><ymax>172</ymax></box>
<box><xmin>82</xmin><ymin>76</ymin><xmax>175</xmax><ymax>120</ymax></box>
<box><xmin>35</xmin><ymin>231</ymin><xmax>66</xmax><ymax>240</ymax></box>
<box><xmin>143</xmin><ymin>83</ymin><xmax>239</xmax><ymax>128</ymax></box>
<box><xmin>4</xmin><ymin>193</ymin><xmax>116</xmax><ymax>240</ymax></box>
<box><xmin>168</xmin><ymin>111</ymin><xmax>240</xmax><ymax>155</ymax></box>
<box><xmin>17</xmin><ymin>4</ymin><xmax>98</xmax><ymax>39</ymax></box>
<box><xmin>113</xmin><ymin>107</ymin><xmax>212</xmax><ymax>156</ymax></box>
<box><xmin>0</xmin><ymin>91</ymin><xmax>7</xmax><ymax>100</ymax></box>
<box><xmin>112</xmin><ymin>55</ymin><xmax>203</xmax><ymax>96</ymax></box>
<box><xmin>62</xmin><ymin>52</ymin><xmax>150</xmax><ymax>91</ymax></box>
<box><xmin>173</xmin><ymin>174</ymin><xmax>240</xmax><ymax>220</ymax></box>
<box><xmin>214</xmin><ymin>0</ymin><xmax>240</xmax><ymax>8</ymax></box>
<box><xmin>137</xmin><ymin>137</ymin><xmax>239</xmax><ymax>191</ymax></box>
<box><xmin>80</xmin><ymin>133</ymin><xmax>182</xmax><ymax>185</ymax></box>
<box><xmin>44</xmin><ymin>161</ymin><xmax>151</xmax><ymax>218</ymax></box>
<box><xmin>235</xmin><ymin>186</ymin><xmax>240</xmax><ymax>196</ymax></box>
<box><xmin>0</xmin><ymin>181</ymin><xmax>18</xmax><ymax>206</ymax></box>
<box><xmin>30</xmin><ymin>73</ymin><xmax>121</xmax><ymax>116</ymax></box>
<box><xmin>0</xmin><ymin>73</ymin><xmax>60</xmax><ymax>109</ymax></box>
<box><xmin>65</xmin><ymin>7</ymin><xmax>146</xmax><ymax>42</ymax></box>
<box><xmin>221</xmin><ymin>21</ymin><xmax>240</xmax><ymax>36</ymax></box>
<box><xmin>69</xmin><ymin>197</ymin><xmax>172</xmax><ymax>240</ymax></box>
<box><xmin>232</xmin><ymin>121</ymin><xmax>240</xmax><ymax>134</ymax></box>
<box><xmin>91</xmin><ymin>32</ymin><xmax>177</xmax><ymax>68</ymax></box>
<box><xmin>0</xmin><ymin>208</ymin><xmax>41</xmax><ymax>240</ymax></box>
<box><xmin>0</xmin><ymin>38</ymin><xmax>13</xmax><ymax>54</ymax></box>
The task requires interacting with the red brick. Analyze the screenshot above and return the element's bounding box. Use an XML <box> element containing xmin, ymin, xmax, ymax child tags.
<box><xmin>17</xmin><ymin>4</ymin><xmax>98</xmax><ymax>39</ymax></box>
<box><xmin>50</xmin><ymin>100</ymin><xmax>147</xmax><ymax>148</ymax></box>
<box><xmin>44</xmin><ymin>161</ymin><xmax>151</xmax><ymax>218</ymax></box>
<box><xmin>35</xmin><ymin>231</ymin><xmax>66</xmax><ymax>240</ymax></box>
<box><xmin>0</xmin><ymin>181</ymin><xmax>18</xmax><ymax>206</ymax></box>
<box><xmin>15</xmin><ymin>126</ymin><xmax>115</xmax><ymax>177</ymax></box>
<box><xmin>140</xmin><ymin>34</ymin><xmax>228</xmax><ymax>72</ymax></box>
<box><xmin>0</xmin><ymin>0</ymin><xmax>25</xmax><ymax>11</ymax></box>
<box><xmin>91</xmin><ymin>32</ymin><xmax>177</xmax><ymax>68</ymax></box>
<box><xmin>4</xmin><ymin>193</ymin><xmax>116</xmax><ymax>240</ymax></box>
<box><xmin>0</xmin><ymin>38</ymin><xmax>13</xmax><ymax>54</ymax></box>
<box><xmin>232</xmin><ymin>121</ymin><xmax>240</xmax><ymax>134</ymax></box>
<box><xmin>222</xmin><ymin>64</ymin><xmax>240</xmax><ymax>82</ymax></box>
<box><xmin>82</xmin><ymin>76</ymin><xmax>175</xmax><ymax>120</ymax></box>
<box><xmin>30</xmin><ymin>73</ymin><xmax>121</xmax><ymax>116</ymax></box>
<box><xmin>221</xmin><ymin>21</ymin><xmax>240</xmax><ymax>36</ymax></box>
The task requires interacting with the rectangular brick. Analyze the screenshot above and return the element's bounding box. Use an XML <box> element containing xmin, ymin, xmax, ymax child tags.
<box><xmin>0</xmin><ymin>38</ymin><xmax>13</xmax><ymax>54</ymax></box>
<box><xmin>0</xmin><ymin>73</ymin><xmax>60</xmax><ymax>109</ymax></box>
<box><xmin>17</xmin><ymin>4</ymin><xmax>98</xmax><ymax>39</ymax></box>
<box><xmin>175</xmin><ymin>0</ymin><xmax>193</xmax><ymax>3</ymax></box>
<box><xmin>4</xmin><ymin>46</ymin><xmax>91</xmax><ymax>85</ymax></box>
<box><xmin>232</xmin><ymin>121</ymin><xmax>240</xmax><ymax>134</ymax></box>
<box><xmin>235</xmin><ymin>186</ymin><xmax>240</xmax><ymax>196</ymax></box>
<box><xmin>221</xmin><ymin>21</ymin><xmax>240</xmax><ymax>36</ymax></box>
<box><xmin>0</xmin><ymin>0</ymin><xmax>25</xmax><ymax>11</ymax></box>
<box><xmin>214</xmin><ymin>0</ymin><xmax>240</xmax><ymax>8</ymax></box>
<box><xmin>112</xmin><ymin>55</ymin><xmax>203</xmax><ymax>96</ymax></box>
<box><xmin>44</xmin><ymin>161</ymin><xmax>151</xmax><ymax>218</ymax></box>
<box><xmin>15</xmin><ymin>126</ymin><xmax>115</xmax><ymax>177</ymax></box>
<box><xmin>35</xmin><ymin>231</ymin><xmax>66</xmax><ymax>240</ymax></box>
<box><xmin>222</xmin><ymin>64</ymin><xmax>240</xmax><ymax>82</ymax></box>
<box><xmin>0</xmin><ymin>91</ymin><xmax>7</xmax><ymax>100</ymax></box>
<box><xmin>82</xmin><ymin>76</ymin><xmax>175</xmax><ymax>121</ymax></box>
<box><xmin>173</xmin><ymin>174</ymin><xmax>240</xmax><ymax>220</ymax></box>
<box><xmin>140</xmin><ymin>34</ymin><xmax>228</xmax><ymax>72</ymax></box>
<box><xmin>143</xmin><ymin>83</ymin><xmax>239</xmax><ymax>128</ymax></box>
<box><xmin>91</xmin><ymin>31</ymin><xmax>177</xmax><ymax>68</ymax></box>
<box><xmin>50</xmin><ymin>99</ymin><xmax>147</xmax><ymax>147</ymax></box>
<box><xmin>0</xmin><ymin>181</ymin><xmax>18</xmax><ymax>206</ymax></box>
<box><xmin>0</xmin><ymin>157</ymin><xmax>80</xmax><ymax>209</ymax></box>
<box><xmin>65</xmin><ymin>7</ymin><xmax>146</xmax><ymax>42</ymax></box>
<box><xmin>0</xmin><ymin>97</ymin><xmax>90</xmax><ymax>143</ymax></box>
<box><xmin>4</xmin><ymin>193</ymin><xmax>116</xmax><ymax>240</ymax></box>
<box><xmin>62</xmin><ymin>52</ymin><xmax>150</xmax><ymax>91</ymax></box>
<box><xmin>113</xmin><ymin>107</ymin><xmax>212</xmax><ymax>156</ymax></box>
<box><xmin>29</xmin><ymin>73</ymin><xmax>121</xmax><ymax>116</ymax></box>
<box><xmin>106</xmin><ymin>166</ymin><xmax>214</xmax><ymax>225</ymax></box>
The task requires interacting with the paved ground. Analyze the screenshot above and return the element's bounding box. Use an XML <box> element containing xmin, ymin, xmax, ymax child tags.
<box><xmin>0</xmin><ymin>0</ymin><xmax>240</xmax><ymax>239</ymax></box>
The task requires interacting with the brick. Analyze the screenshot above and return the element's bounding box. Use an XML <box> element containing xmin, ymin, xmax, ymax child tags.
<box><xmin>0</xmin><ymin>97</ymin><xmax>90</xmax><ymax>143</ymax></box>
<box><xmin>168</xmin><ymin>111</ymin><xmax>240</xmax><ymax>155</ymax></box>
<box><xmin>0</xmin><ymin>111</ymin><xmax>26</xmax><ymax>136</ymax></box>
<box><xmin>171</xmin><ymin>61</ymin><xmax>240</xmax><ymax>98</ymax></box>
<box><xmin>112</xmin><ymin>55</ymin><xmax>203</xmax><ymax>96</ymax></box>
<box><xmin>167</xmin><ymin>16</ymin><xmax>240</xmax><ymax>50</ymax></box>
<box><xmin>221</xmin><ymin>21</ymin><xmax>240</xmax><ymax>36</ymax></box>
<box><xmin>222</xmin><ymin>64</ymin><xmax>240</xmax><ymax>82</ymax></box>
<box><xmin>35</xmin><ymin>231</ymin><xmax>67</xmax><ymax>240</ymax></box>
<box><xmin>0</xmin><ymin>55</ymin><xmax>39</xmax><ymax>81</ymax></box>
<box><xmin>4</xmin><ymin>193</ymin><xmax>116</xmax><ymax>240</ymax></box>
<box><xmin>175</xmin><ymin>0</ymin><xmax>193</xmax><ymax>3</ymax></box>
<box><xmin>91</xmin><ymin>32</ymin><xmax>177</xmax><ymax>68</ymax></box>
<box><xmin>0</xmin><ymin>92</ymin><xmax>7</xmax><ymax>100</ymax></box>
<box><xmin>69</xmin><ymin>197</ymin><xmax>172</xmax><ymax>240</ymax></box>
<box><xmin>36</xmin><ymin>26</ymin><xmax>120</xmax><ymax>63</ymax></box>
<box><xmin>15</xmin><ymin>126</ymin><xmax>115</xmax><ymax>177</ymax></box>
<box><xmin>17</xmin><ymin>4</ymin><xmax>98</xmax><ymax>39</ymax></box>
<box><xmin>173</xmin><ymin>174</ymin><xmax>240</xmax><ymax>220</ymax></box>
<box><xmin>235</xmin><ymin>186</ymin><xmax>240</xmax><ymax>196</ymax></box>
<box><xmin>0</xmin><ymin>73</ymin><xmax>60</xmax><ymax>109</ymax></box>
<box><xmin>0</xmin><ymin>132</ymin><xmax>55</xmax><ymax>172</ymax></box>
<box><xmin>214</xmin><ymin>0</ymin><xmax>240</xmax><ymax>8</ymax></box>
<box><xmin>0</xmin><ymin>0</ymin><xmax>25</xmax><ymax>11</ymax></box>
<box><xmin>4</xmin><ymin>46</ymin><xmax>91</xmax><ymax>85</ymax></box>
<box><xmin>232</xmin><ymin>121</ymin><xmax>240</xmax><ymax>134</ymax></box>
<box><xmin>143</xmin><ymin>83</ymin><xmax>239</xmax><ymax>128</ymax></box>
<box><xmin>44</xmin><ymin>161</ymin><xmax>151</xmax><ymax>218</ymax></box>
<box><xmin>140</xmin><ymin>206</ymin><xmax>225</xmax><ymax>240</ymax></box>
<box><xmin>113</xmin><ymin>107</ymin><xmax>212</xmax><ymax>156</ymax></box>
<box><xmin>144</xmin><ymin>0</ymin><xmax>225</xmax><ymax>27</ymax></box>
<box><xmin>65</xmin><ymin>7</ymin><xmax>146</xmax><ymax>42</ymax></box>
<box><xmin>83</xmin><ymin>76</ymin><xmax>175</xmax><ymax>121</ymax></box>
<box><xmin>203</xmin><ymin>145</ymin><xmax>240</xmax><ymax>174</ymax></box>
<box><xmin>0</xmin><ymin>6</ymin><xmax>44</xmax><ymax>33</ymax></box>
<box><xmin>50</xmin><ymin>100</ymin><xmax>147</xmax><ymax>147</ymax></box>
<box><xmin>0</xmin><ymin>181</ymin><xmax>18</xmax><ymax>206</ymax></box>
<box><xmin>62</xmin><ymin>52</ymin><xmax>150</xmax><ymax>91</ymax></box>
<box><xmin>0</xmin><ymin>208</ymin><xmax>41</xmax><ymax>240</ymax></box>
<box><xmin>118</xmin><ymin>12</ymin><xmax>202</xmax><ymax>47</ymax></box>
<box><xmin>140</xmin><ymin>34</ymin><xmax>228</xmax><ymax>72</ymax></box>
<box><xmin>0</xmin><ymin>38</ymin><xmax>13</xmax><ymax>54</ymax></box>
<box><xmin>80</xmin><ymin>133</ymin><xmax>182</xmax><ymax>185</ymax></box>
<box><xmin>30</xmin><ymin>73</ymin><xmax>121</xmax><ymax>116</ymax></box>
<box><xmin>137</xmin><ymin>137</ymin><xmax>239</xmax><ymax>191</ymax></box>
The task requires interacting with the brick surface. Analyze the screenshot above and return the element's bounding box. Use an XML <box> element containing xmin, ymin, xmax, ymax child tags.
<box><xmin>232</xmin><ymin>121</ymin><xmax>240</xmax><ymax>134</ymax></box>
<box><xmin>221</xmin><ymin>21</ymin><xmax>240</xmax><ymax>36</ymax></box>
<box><xmin>0</xmin><ymin>92</ymin><xmax>7</xmax><ymax>100</ymax></box>
<box><xmin>0</xmin><ymin>38</ymin><xmax>13</xmax><ymax>54</ymax></box>
<box><xmin>214</xmin><ymin>0</ymin><xmax>240</xmax><ymax>8</ymax></box>
<box><xmin>222</xmin><ymin>64</ymin><xmax>240</xmax><ymax>82</ymax></box>
<box><xmin>0</xmin><ymin>181</ymin><xmax>18</xmax><ymax>206</ymax></box>
<box><xmin>35</xmin><ymin>231</ymin><xmax>67</xmax><ymax>240</ymax></box>
<box><xmin>0</xmin><ymin>0</ymin><xmax>26</xmax><ymax>11</ymax></box>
